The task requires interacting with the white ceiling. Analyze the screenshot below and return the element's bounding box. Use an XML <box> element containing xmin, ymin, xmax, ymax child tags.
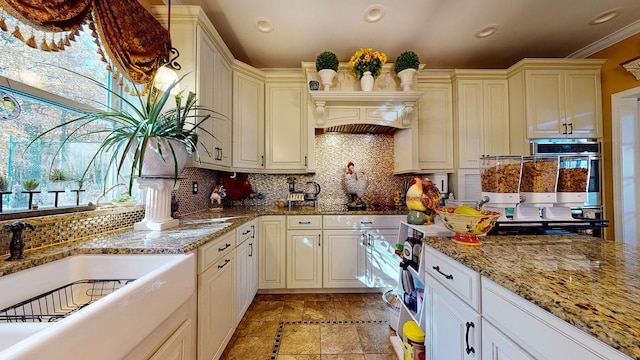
<box><xmin>173</xmin><ymin>0</ymin><xmax>640</xmax><ymax>69</ymax></box>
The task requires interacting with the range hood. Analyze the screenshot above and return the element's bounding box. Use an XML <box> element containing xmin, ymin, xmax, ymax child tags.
<box><xmin>308</xmin><ymin>91</ymin><xmax>424</xmax><ymax>134</ymax></box>
<box><xmin>319</xmin><ymin>124</ymin><xmax>397</xmax><ymax>135</ymax></box>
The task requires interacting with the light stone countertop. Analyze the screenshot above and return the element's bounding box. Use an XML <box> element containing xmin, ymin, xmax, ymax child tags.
<box><xmin>0</xmin><ymin>205</ymin><xmax>407</xmax><ymax>276</ymax></box>
<box><xmin>422</xmin><ymin>235</ymin><xmax>640</xmax><ymax>360</ymax></box>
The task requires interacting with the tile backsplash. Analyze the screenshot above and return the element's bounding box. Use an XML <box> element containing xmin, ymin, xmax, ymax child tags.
<box><xmin>173</xmin><ymin>133</ymin><xmax>416</xmax><ymax>214</ymax></box>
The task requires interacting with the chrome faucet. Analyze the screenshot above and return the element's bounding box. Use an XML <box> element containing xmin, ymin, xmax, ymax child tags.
<box><xmin>4</xmin><ymin>221</ymin><xmax>36</xmax><ymax>261</ymax></box>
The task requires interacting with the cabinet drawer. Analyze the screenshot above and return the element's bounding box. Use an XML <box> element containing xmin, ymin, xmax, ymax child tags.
<box><xmin>236</xmin><ymin>221</ymin><xmax>255</xmax><ymax>245</ymax></box>
<box><xmin>323</xmin><ymin>215</ymin><xmax>404</xmax><ymax>229</ymax></box>
<box><xmin>287</xmin><ymin>215</ymin><xmax>322</xmax><ymax>229</ymax></box>
<box><xmin>424</xmin><ymin>246</ymin><xmax>481</xmax><ymax>311</ymax></box>
<box><xmin>198</xmin><ymin>230</ymin><xmax>236</xmax><ymax>273</ymax></box>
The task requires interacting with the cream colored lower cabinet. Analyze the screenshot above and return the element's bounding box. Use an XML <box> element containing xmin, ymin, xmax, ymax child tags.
<box><xmin>197</xmin><ymin>230</ymin><xmax>236</xmax><ymax>360</ymax></box>
<box><xmin>148</xmin><ymin>319</ymin><xmax>194</xmax><ymax>360</ymax></box>
<box><xmin>482</xmin><ymin>277</ymin><xmax>632</xmax><ymax>360</ymax></box>
<box><xmin>427</xmin><ymin>273</ymin><xmax>481</xmax><ymax>360</ymax></box>
<box><xmin>481</xmin><ymin>319</ymin><xmax>534</xmax><ymax>360</ymax></box>
<box><xmin>323</xmin><ymin>215</ymin><xmax>403</xmax><ymax>289</ymax></box>
<box><xmin>286</xmin><ymin>215</ymin><xmax>323</xmax><ymax>289</ymax></box>
<box><xmin>236</xmin><ymin>219</ymin><xmax>258</xmax><ymax>326</ymax></box>
<box><xmin>259</xmin><ymin>216</ymin><xmax>286</xmax><ymax>289</ymax></box>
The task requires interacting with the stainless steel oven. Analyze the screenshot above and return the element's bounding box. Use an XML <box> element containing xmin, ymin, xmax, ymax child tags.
<box><xmin>530</xmin><ymin>139</ymin><xmax>601</xmax><ymax>208</ymax></box>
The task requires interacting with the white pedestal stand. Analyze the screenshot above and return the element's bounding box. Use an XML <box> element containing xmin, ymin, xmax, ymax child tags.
<box><xmin>134</xmin><ymin>178</ymin><xmax>180</xmax><ymax>231</ymax></box>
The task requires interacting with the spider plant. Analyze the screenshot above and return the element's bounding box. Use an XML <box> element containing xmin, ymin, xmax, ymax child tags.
<box><xmin>26</xmin><ymin>66</ymin><xmax>226</xmax><ymax>194</ymax></box>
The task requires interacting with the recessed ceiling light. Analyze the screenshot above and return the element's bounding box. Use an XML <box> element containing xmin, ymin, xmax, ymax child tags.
<box><xmin>364</xmin><ymin>5</ymin><xmax>385</xmax><ymax>23</ymax></box>
<box><xmin>589</xmin><ymin>8</ymin><xmax>621</xmax><ymax>25</ymax></box>
<box><xmin>255</xmin><ymin>17</ymin><xmax>274</xmax><ymax>33</ymax></box>
<box><xmin>475</xmin><ymin>24</ymin><xmax>499</xmax><ymax>38</ymax></box>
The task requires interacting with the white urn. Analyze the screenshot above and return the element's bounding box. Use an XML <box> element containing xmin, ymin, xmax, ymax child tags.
<box><xmin>397</xmin><ymin>68</ymin><xmax>417</xmax><ymax>91</ymax></box>
<box><xmin>317</xmin><ymin>69</ymin><xmax>337</xmax><ymax>91</ymax></box>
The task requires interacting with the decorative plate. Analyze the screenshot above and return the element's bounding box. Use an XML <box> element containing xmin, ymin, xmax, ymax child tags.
<box><xmin>0</xmin><ymin>90</ymin><xmax>21</xmax><ymax>120</ymax></box>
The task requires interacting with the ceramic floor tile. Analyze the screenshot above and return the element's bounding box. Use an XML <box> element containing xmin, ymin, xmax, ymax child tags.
<box><xmin>356</xmin><ymin>323</ymin><xmax>395</xmax><ymax>354</ymax></box>
<box><xmin>303</xmin><ymin>301</ymin><xmax>336</xmax><ymax>321</ymax></box>
<box><xmin>366</xmin><ymin>302</ymin><xmax>391</xmax><ymax>322</ymax></box>
<box><xmin>245</xmin><ymin>300</ymin><xmax>284</xmax><ymax>322</ymax></box>
<box><xmin>335</xmin><ymin>301</ymin><xmax>372</xmax><ymax>321</ymax></box>
<box><xmin>321</xmin><ymin>355</ymin><xmax>366</xmax><ymax>360</ymax></box>
<box><xmin>281</xmin><ymin>300</ymin><xmax>305</xmax><ymax>321</ymax></box>
<box><xmin>286</xmin><ymin>293</ymin><xmax>334</xmax><ymax>302</ymax></box>
<box><xmin>223</xmin><ymin>335</ymin><xmax>274</xmax><ymax>360</ymax></box>
<box><xmin>276</xmin><ymin>355</ymin><xmax>321</xmax><ymax>360</ymax></box>
<box><xmin>363</xmin><ymin>354</ymin><xmax>399</xmax><ymax>360</ymax></box>
<box><xmin>321</xmin><ymin>324</ymin><xmax>363</xmax><ymax>355</ymax></box>
<box><xmin>278</xmin><ymin>323</ymin><xmax>321</xmax><ymax>355</ymax></box>
<box><xmin>235</xmin><ymin>319</ymin><xmax>280</xmax><ymax>337</ymax></box>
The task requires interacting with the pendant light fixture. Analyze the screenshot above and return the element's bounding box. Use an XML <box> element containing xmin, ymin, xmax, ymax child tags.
<box><xmin>154</xmin><ymin>0</ymin><xmax>181</xmax><ymax>94</ymax></box>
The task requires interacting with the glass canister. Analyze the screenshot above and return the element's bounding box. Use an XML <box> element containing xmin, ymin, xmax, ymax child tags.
<box><xmin>479</xmin><ymin>155</ymin><xmax>523</xmax><ymax>193</ymax></box>
<box><xmin>557</xmin><ymin>156</ymin><xmax>590</xmax><ymax>192</ymax></box>
<box><xmin>520</xmin><ymin>156</ymin><xmax>559</xmax><ymax>193</ymax></box>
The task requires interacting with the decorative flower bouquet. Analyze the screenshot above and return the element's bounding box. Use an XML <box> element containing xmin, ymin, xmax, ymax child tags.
<box><xmin>348</xmin><ymin>48</ymin><xmax>387</xmax><ymax>79</ymax></box>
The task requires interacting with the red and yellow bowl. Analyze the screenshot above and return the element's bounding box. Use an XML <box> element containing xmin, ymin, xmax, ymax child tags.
<box><xmin>434</xmin><ymin>207</ymin><xmax>502</xmax><ymax>245</ymax></box>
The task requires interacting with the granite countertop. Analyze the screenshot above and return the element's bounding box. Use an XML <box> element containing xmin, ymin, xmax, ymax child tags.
<box><xmin>0</xmin><ymin>205</ymin><xmax>408</xmax><ymax>276</ymax></box>
<box><xmin>423</xmin><ymin>235</ymin><xmax>640</xmax><ymax>359</ymax></box>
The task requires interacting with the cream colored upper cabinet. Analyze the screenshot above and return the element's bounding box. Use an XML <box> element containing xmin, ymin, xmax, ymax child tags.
<box><xmin>416</xmin><ymin>75</ymin><xmax>454</xmax><ymax>172</ymax></box>
<box><xmin>264</xmin><ymin>72</ymin><xmax>309</xmax><ymax>172</ymax></box>
<box><xmin>524</xmin><ymin>70</ymin><xmax>602</xmax><ymax>139</ymax></box>
<box><xmin>507</xmin><ymin>59</ymin><xmax>605</xmax><ymax>154</ymax></box>
<box><xmin>453</xmin><ymin>71</ymin><xmax>510</xmax><ymax>169</ymax></box>
<box><xmin>152</xmin><ymin>6</ymin><xmax>233</xmax><ymax>171</ymax></box>
<box><xmin>232</xmin><ymin>62</ymin><xmax>265</xmax><ymax>171</ymax></box>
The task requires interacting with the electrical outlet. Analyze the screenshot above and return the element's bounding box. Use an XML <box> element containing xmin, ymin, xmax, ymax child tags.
<box><xmin>192</xmin><ymin>181</ymin><xmax>198</xmax><ymax>194</ymax></box>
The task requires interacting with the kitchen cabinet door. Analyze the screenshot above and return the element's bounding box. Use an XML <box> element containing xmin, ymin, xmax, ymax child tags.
<box><xmin>287</xmin><ymin>230</ymin><xmax>323</xmax><ymax>288</ymax></box>
<box><xmin>482</xmin><ymin>319</ymin><xmax>535</xmax><ymax>360</ymax></box>
<box><xmin>367</xmin><ymin>228</ymin><xmax>400</xmax><ymax>288</ymax></box>
<box><xmin>148</xmin><ymin>319</ymin><xmax>194</xmax><ymax>360</ymax></box>
<box><xmin>416</xmin><ymin>78</ymin><xmax>454</xmax><ymax>172</ymax></box>
<box><xmin>233</xmin><ymin>64</ymin><xmax>265</xmax><ymax>170</ymax></box>
<box><xmin>507</xmin><ymin>59</ymin><xmax>604</xmax><ymax>145</ymax></box>
<box><xmin>259</xmin><ymin>216</ymin><xmax>286</xmax><ymax>289</ymax></box>
<box><xmin>265</xmin><ymin>80</ymin><xmax>308</xmax><ymax>172</ymax></box>
<box><xmin>198</xmin><ymin>251</ymin><xmax>235</xmax><ymax>360</ymax></box>
<box><xmin>428</xmin><ymin>275</ymin><xmax>481</xmax><ymax>360</ymax></box>
<box><xmin>322</xmin><ymin>230</ymin><xmax>367</xmax><ymax>288</ymax></box>
<box><xmin>235</xmin><ymin>239</ymin><xmax>251</xmax><ymax>326</ymax></box>
<box><xmin>454</xmin><ymin>76</ymin><xmax>509</xmax><ymax>169</ymax></box>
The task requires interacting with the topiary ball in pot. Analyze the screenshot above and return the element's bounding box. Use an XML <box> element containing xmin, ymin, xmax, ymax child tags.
<box><xmin>316</xmin><ymin>51</ymin><xmax>339</xmax><ymax>72</ymax></box>
<box><xmin>316</xmin><ymin>51</ymin><xmax>339</xmax><ymax>90</ymax></box>
<box><xmin>394</xmin><ymin>51</ymin><xmax>420</xmax><ymax>74</ymax></box>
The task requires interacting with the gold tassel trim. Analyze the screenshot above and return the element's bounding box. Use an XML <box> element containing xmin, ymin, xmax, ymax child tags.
<box><xmin>106</xmin><ymin>63</ymin><xmax>112</xmax><ymax>72</ymax></box>
<box><xmin>64</xmin><ymin>35</ymin><xmax>71</xmax><ymax>46</ymax></box>
<box><xmin>40</xmin><ymin>38</ymin><xmax>50</xmax><ymax>51</ymax></box>
<box><xmin>57</xmin><ymin>38</ymin><xmax>65</xmax><ymax>50</ymax></box>
<box><xmin>12</xmin><ymin>26</ymin><xmax>23</xmax><ymax>41</ymax></box>
<box><xmin>50</xmin><ymin>39</ymin><xmax>59</xmax><ymax>52</ymax></box>
<box><xmin>118</xmin><ymin>77</ymin><xmax>123</xmax><ymax>86</ymax></box>
<box><xmin>26</xmin><ymin>35</ymin><xmax>37</xmax><ymax>48</ymax></box>
<box><xmin>0</xmin><ymin>17</ymin><xmax>7</xmax><ymax>32</ymax></box>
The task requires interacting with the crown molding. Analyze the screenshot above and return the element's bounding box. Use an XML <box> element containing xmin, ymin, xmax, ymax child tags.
<box><xmin>568</xmin><ymin>19</ymin><xmax>640</xmax><ymax>59</ymax></box>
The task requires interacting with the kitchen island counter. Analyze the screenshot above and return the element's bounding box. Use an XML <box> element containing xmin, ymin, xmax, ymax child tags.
<box><xmin>422</xmin><ymin>234</ymin><xmax>640</xmax><ymax>359</ymax></box>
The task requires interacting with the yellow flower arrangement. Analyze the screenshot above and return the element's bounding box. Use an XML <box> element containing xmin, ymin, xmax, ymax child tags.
<box><xmin>348</xmin><ymin>47</ymin><xmax>387</xmax><ymax>79</ymax></box>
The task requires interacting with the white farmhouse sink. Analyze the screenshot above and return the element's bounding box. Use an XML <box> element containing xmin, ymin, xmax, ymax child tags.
<box><xmin>0</xmin><ymin>253</ymin><xmax>195</xmax><ymax>360</ymax></box>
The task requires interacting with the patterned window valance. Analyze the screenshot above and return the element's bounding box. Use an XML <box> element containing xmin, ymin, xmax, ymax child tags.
<box><xmin>0</xmin><ymin>0</ymin><xmax>169</xmax><ymax>84</ymax></box>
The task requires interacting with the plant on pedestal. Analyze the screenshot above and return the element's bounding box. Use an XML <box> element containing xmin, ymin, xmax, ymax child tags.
<box><xmin>316</xmin><ymin>51</ymin><xmax>339</xmax><ymax>90</ymax></box>
<box><xmin>394</xmin><ymin>51</ymin><xmax>420</xmax><ymax>91</ymax></box>
<box><xmin>48</xmin><ymin>168</ymin><xmax>69</xmax><ymax>191</ymax></box>
<box><xmin>27</xmin><ymin>67</ymin><xmax>225</xmax><ymax>195</ymax></box>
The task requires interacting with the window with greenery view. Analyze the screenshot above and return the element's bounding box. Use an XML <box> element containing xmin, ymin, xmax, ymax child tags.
<box><xmin>0</xmin><ymin>15</ymin><xmax>116</xmax><ymax>211</ymax></box>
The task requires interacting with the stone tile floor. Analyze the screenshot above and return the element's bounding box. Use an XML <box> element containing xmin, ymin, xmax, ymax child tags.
<box><xmin>220</xmin><ymin>293</ymin><xmax>398</xmax><ymax>360</ymax></box>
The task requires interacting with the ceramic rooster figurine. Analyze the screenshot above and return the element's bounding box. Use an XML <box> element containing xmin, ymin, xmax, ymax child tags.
<box><xmin>405</xmin><ymin>175</ymin><xmax>442</xmax><ymax>224</ymax></box>
<box><xmin>210</xmin><ymin>185</ymin><xmax>226</xmax><ymax>210</ymax></box>
<box><xmin>344</xmin><ymin>161</ymin><xmax>369</xmax><ymax>210</ymax></box>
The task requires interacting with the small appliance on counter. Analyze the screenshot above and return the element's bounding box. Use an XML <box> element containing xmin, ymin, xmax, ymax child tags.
<box><xmin>286</xmin><ymin>177</ymin><xmax>320</xmax><ymax>210</ymax></box>
<box><xmin>304</xmin><ymin>181</ymin><xmax>321</xmax><ymax>200</ymax></box>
